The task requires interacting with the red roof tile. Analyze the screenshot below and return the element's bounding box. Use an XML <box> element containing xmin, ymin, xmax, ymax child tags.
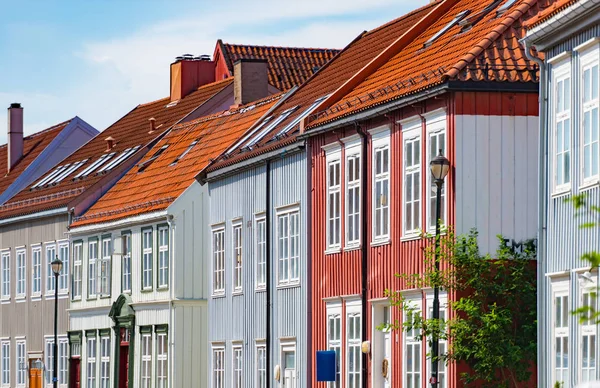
<box><xmin>71</xmin><ymin>93</ymin><xmax>284</xmax><ymax>227</ymax></box>
<box><xmin>219</xmin><ymin>41</ymin><xmax>340</xmax><ymax>91</ymax></box>
<box><xmin>524</xmin><ymin>0</ymin><xmax>576</xmax><ymax>29</ymax></box>
<box><xmin>0</xmin><ymin>78</ymin><xmax>233</xmax><ymax>220</ymax></box>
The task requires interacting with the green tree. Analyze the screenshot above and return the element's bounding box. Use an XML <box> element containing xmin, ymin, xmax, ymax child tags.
<box><xmin>382</xmin><ymin>228</ymin><xmax>537</xmax><ymax>387</ymax></box>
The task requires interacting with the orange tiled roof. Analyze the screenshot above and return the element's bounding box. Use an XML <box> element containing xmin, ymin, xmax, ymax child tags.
<box><xmin>71</xmin><ymin>93</ymin><xmax>284</xmax><ymax>227</ymax></box>
<box><xmin>220</xmin><ymin>41</ymin><xmax>340</xmax><ymax>91</ymax></box>
<box><xmin>306</xmin><ymin>0</ymin><xmax>543</xmax><ymax>128</ymax></box>
<box><xmin>0</xmin><ymin>78</ymin><xmax>233</xmax><ymax>220</ymax></box>
<box><xmin>524</xmin><ymin>0</ymin><xmax>576</xmax><ymax>29</ymax></box>
<box><xmin>0</xmin><ymin>120</ymin><xmax>72</xmax><ymax>195</ymax></box>
<box><xmin>207</xmin><ymin>2</ymin><xmax>438</xmax><ymax>171</ymax></box>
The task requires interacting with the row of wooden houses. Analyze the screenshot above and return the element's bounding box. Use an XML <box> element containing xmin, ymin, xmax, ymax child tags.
<box><xmin>0</xmin><ymin>0</ymin><xmax>598</xmax><ymax>387</ymax></box>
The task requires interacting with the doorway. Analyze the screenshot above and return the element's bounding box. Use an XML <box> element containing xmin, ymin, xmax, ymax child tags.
<box><xmin>281</xmin><ymin>343</ymin><xmax>297</xmax><ymax>388</ymax></box>
<box><xmin>28</xmin><ymin>359</ymin><xmax>43</xmax><ymax>388</ymax></box>
<box><xmin>119</xmin><ymin>328</ymin><xmax>130</xmax><ymax>388</ymax></box>
<box><xmin>372</xmin><ymin>303</ymin><xmax>392</xmax><ymax>387</ymax></box>
<box><xmin>69</xmin><ymin>357</ymin><xmax>81</xmax><ymax>388</ymax></box>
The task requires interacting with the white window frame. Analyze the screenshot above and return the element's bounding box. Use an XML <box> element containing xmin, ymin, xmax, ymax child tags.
<box><xmin>122</xmin><ymin>233</ymin><xmax>132</xmax><ymax>294</ymax></box>
<box><xmin>212</xmin><ymin>225</ymin><xmax>225</xmax><ymax>296</ymax></box>
<box><xmin>59</xmin><ymin>337</ymin><xmax>68</xmax><ymax>388</ymax></box>
<box><xmin>86</xmin><ymin>335</ymin><xmax>97</xmax><ymax>388</ymax></box>
<box><xmin>15</xmin><ymin>338</ymin><xmax>26</xmax><ymax>388</ymax></box>
<box><xmin>255</xmin><ymin>214</ymin><xmax>267</xmax><ymax>290</ymax></box>
<box><xmin>324</xmin><ymin>143</ymin><xmax>342</xmax><ymax>252</ymax></box>
<box><xmin>45</xmin><ymin>243</ymin><xmax>57</xmax><ymax>295</ymax></box>
<box><xmin>255</xmin><ymin>341</ymin><xmax>267</xmax><ymax>388</ymax></box>
<box><xmin>327</xmin><ymin>302</ymin><xmax>342</xmax><ymax>388</ymax></box>
<box><xmin>232</xmin><ymin>220</ymin><xmax>243</xmax><ymax>294</ymax></box>
<box><xmin>346</xmin><ymin>300</ymin><xmax>362</xmax><ymax>387</ymax></box>
<box><xmin>280</xmin><ymin>340</ymin><xmax>297</xmax><ymax>388</ymax></box>
<box><xmin>58</xmin><ymin>241</ymin><xmax>69</xmax><ymax>294</ymax></box>
<box><xmin>426</xmin><ymin>291</ymin><xmax>448</xmax><ymax>388</ymax></box>
<box><xmin>212</xmin><ymin>344</ymin><xmax>225</xmax><ymax>388</ymax></box>
<box><xmin>276</xmin><ymin>205</ymin><xmax>301</xmax><ymax>287</ymax></box>
<box><xmin>579</xmin><ymin>44</ymin><xmax>600</xmax><ymax>187</ymax></box>
<box><xmin>88</xmin><ymin>239</ymin><xmax>98</xmax><ymax>299</ymax></box>
<box><xmin>142</xmin><ymin>228</ymin><xmax>153</xmax><ymax>291</ymax></box>
<box><xmin>401</xmin><ymin>118</ymin><xmax>422</xmax><ymax>238</ymax></box>
<box><xmin>31</xmin><ymin>245</ymin><xmax>41</xmax><ymax>298</ymax></box>
<box><xmin>232</xmin><ymin>343</ymin><xmax>243</xmax><ymax>388</ymax></box>
<box><xmin>72</xmin><ymin>242</ymin><xmax>83</xmax><ymax>300</ymax></box>
<box><xmin>1</xmin><ymin>339</ymin><xmax>9</xmax><ymax>388</ymax></box>
<box><xmin>552</xmin><ymin>58</ymin><xmax>572</xmax><ymax>194</ymax></box>
<box><xmin>99</xmin><ymin>335</ymin><xmax>110</xmax><ymax>388</ymax></box>
<box><xmin>158</xmin><ymin>226</ymin><xmax>169</xmax><ymax>289</ymax></box>
<box><xmin>425</xmin><ymin>109</ymin><xmax>447</xmax><ymax>233</ymax></box>
<box><xmin>140</xmin><ymin>330</ymin><xmax>152</xmax><ymax>388</ymax></box>
<box><xmin>552</xmin><ymin>279</ymin><xmax>569</xmax><ymax>386</ymax></box>
<box><xmin>342</xmin><ymin>135</ymin><xmax>362</xmax><ymax>249</ymax></box>
<box><xmin>1</xmin><ymin>251</ymin><xmax>10</xmax><ymax>301</ymax></box>
<box><xmin>579</xmin><ymin>273</ymin><xmax>598</xmax><ymax>383</ymax></box>
<box><xmin>156</xmin><ymin>331</ymin><xmax>168</xmax><ymax>388</ymax></box>
<box><xmin>15</xmin><ymin>248</ymin><xmax>26</xmax><ymax>299</ymax></box>
<box><xmin>403</xmin><ymin>295</ymin><xmax>422</xmax><ymax>388</ymax></box>
<box><xmin>370</xmin><ymin>126</ymin><xmax>391</xmax><ymax>244</ymax></box>
<box><xmin>45</xmin><ymin>337</ymin><xmax>54</xmax><ymax>388</ymax></box>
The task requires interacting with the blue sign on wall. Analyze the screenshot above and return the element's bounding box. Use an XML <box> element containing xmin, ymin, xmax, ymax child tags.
<box><xmin>316</xmin><ymin>350</ymin><xmax>336</xmax><ymax>382</ymax></box>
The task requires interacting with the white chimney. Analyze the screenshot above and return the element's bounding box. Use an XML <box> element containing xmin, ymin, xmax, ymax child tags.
<box><xmin>8</xmin><ymin>103</ymin><xmax>24</xmax><ymax>172</ymax></box>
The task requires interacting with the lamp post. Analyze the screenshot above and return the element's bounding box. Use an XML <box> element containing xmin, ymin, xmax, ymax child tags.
<box><xmin>429</xmin><ymin>150</ymin><xmax>450</xmax><ymax>388</ymax></box>
<box><xmin>51</xmin><ymin>257</ymin><xmax>63</xmax><ymax>388</ymax></box>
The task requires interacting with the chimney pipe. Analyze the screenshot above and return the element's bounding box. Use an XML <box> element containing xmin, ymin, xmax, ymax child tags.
<box><xmin>233</xmin><ymin>59</ymin><xmax>269</xmax><ymax>106</ymax></box>
<box><xmin>149</xmin><ymin>118</ymin><xmax>156</xmax><ymax>134</ymax></box>
<box><xmin>105</xmin><ymin>136</ymin><xmax>115</xmax><ymax>151</ymax></box>
<box><xmin>7</xmin><ymin>103</ymin><xmax>24</xmax><ymax>173</ymax></box>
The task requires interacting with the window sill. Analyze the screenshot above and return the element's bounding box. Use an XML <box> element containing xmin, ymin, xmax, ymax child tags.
<box><xmin>141</xmin><ymin>288</ymin><xmax>153</xmax><ymax>293</ymax></box>
<box><xmin>401</xmin><ymin>234</ymin><xmax>421</xmax><ymax>242</ymax></box>
<box><xmin>100</xmin><ymin>295</ymin><xmax>111</xmax><ymax>299</ymax></box>
<box><xmin>551</xmin><ymin>187</ymin><xmax>571</xmax><ymax>199</ymax></box>
<box><xmin>579</xmin><ymin>180</ymin><xmax>599</xmax><ymax>191</ymax></box>
<box><xmin>212</xmin><ymin>293</ymin><xmax>226</xmax><ymax>299</ymax></box>
<box><xmin>344</xmin><ymin>244</ymin><xmax>361</xmax><ymax>252</ymax></box>
<box><xmin>15</xmin><ymin>296</ymin><xmax>26</xmax><ymax>302</ymax></box>
<box><xmin>277</xmin><ymin>282</ymin><xmax>300</xmax><ymax>290</ymax></box>
<box><xmin>370</xmin><ymin>239</ymin><xmax>390</xmax><ymax>247</ymax></box>
<box><xmin>86</xmin><ymin>296</ymin><xmax>98</xmax><ymax>301</ymax></box>
<box><xmin>157</xmin><ymin>286</ymin><xmax>169</xmax><ymax>291</ymax></box>
<box><xmin>232</xmin><ymin>290</ymin><xmax>243</xmax><ymax>296</ymax></box>
<box><xmin>255</xmin><ymin>287</ymin><xmax>266</xmax><ymax>293</ymax></box>
<box><xmin>31</xmin><ymin>295</ymin><xmax>41</xmax><ymax>301</ymax></box>
<box><xmin>0</xmin><ymin>298</ymin><xmax>10</xmax><ymax>304</ymax></box>
<box><xmin>324</xmin><ymin>247</ymin><xmax>341</xmax><ymax>255</ymax></box>
<box><xmin>72</xmin><ymin>297</ymin><xmax>82</xmax><ymax>302</ymax></box>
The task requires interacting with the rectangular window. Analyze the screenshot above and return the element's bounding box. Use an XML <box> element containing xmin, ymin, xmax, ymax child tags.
<box><xmin>326</xmin><ymin>156</ymin><xmax>341</xmax><ymax>250</ymax></box>
<box><xmin>428</xmin><ymin>125</ymin><xmax>446</xmax><ymax>231</ymax></box>
<box><xmin>581</xmin><ymin>285</ymin><xmax>597</xmax><ymax>382</ymax></box>
<box><xmin>404</xmin><ymin>132</ymin><xmax>421</xmax><ymax>236</ymax></box>
<box><xmin>16</xmin><ymin>339</ymin><xmax>25</xmax><ymax>387</ymax></box>
<box><xmin>1</xmin><ymin>252</ymin><xmax>9</xmax><ymax>300</ymax></box>
<box><xmin>277</xmin><ymin>207</ymin><xmax>300</xmax><ymax>285</ymax></box>
<box><xmin>86</xmin><ymin>336</ymin><xmax>96</xmax><ymax>388</ymax></box>
<box><xmin>232</xmin><ymin>345</ymin><xmax>243</xmax><ymax>388</ymax></box>
<box><xmin>16</xmin><ymin>249</ymin><xmax>26</xmax><ymax>298</ymax></box>
<box><xmin>346</xmin><ymin>305</ymin><xmax>361</xmax><ymax>388</ymax></box>
<box><xmin>122</xmin><ymin>233</ymin><xmax>132</xmax><ymax>293</ymax></box>
<box><xmin>554</xmin><ymin>64</ymin><xmax>571</xmax><ymax>191</ymax></box>
<box><xmin>45</xmin><ymin>338</ymin><xmax>54</xmax><ymax>387</ymax></box>
<box><xmin>346</xmin><ymin>149</ymin><xmax>361</xmax><ymax>247</ymax></box>
<box><xmin>212</xmin><ymin>347</ymin><xmax>225</xmax><ymax>388</ymax></box>
<box><xmin>59</xmin><ymin>338</ymin><xmax>68</xmax><ymax>388</ymax></box>
<box><xmin>404</xmin><ymin>303</ymin><xmax>422</xmax><ymax>388</ymax></box>
<box><xmin>373</xmin><ymin>134</ymin><xmax>390</xmax><ymax>241</ymax></box>
<box><xmin>100</xmin><ymin>335</ymin><xmax>110</xmax><ymax>388</ymax></box>
<box><xmin>1</xmin><ymin>340</ymin><xmax>9</xmax><ymax>387</ymax></box>
<box><xmin>72</xmin><ymin>243</ymin><xmax>83</xmax><ymax>300</ymax></box>
<box><xmin>158</xmin><ymin>226</ymin><xmax>169</xmax><ymax>289</ymax></box>
<box><xmin>212</xmin><ymin>228</ymin><xmax>225</xmax><ymax>295</ymax></box>
<box><xmin>46</xmin><ymin>244</ymin><xmax>56</xmax><ymax>294</ymax></box>
<box><xmin>88</xmin><ymin>240</ymin><xmax>98</xmax><ymax>298</ymax></box>
<box><xmin>142</xmin><ymin>229</ymin><xmax>153</xmax><ymax>290</ymax></box>
<box><xmin>232</xmin><ymin>223</ymin><xmax>243</xmax><ymax>293</ymax></box>
<box><xmin>32</xmin><ymin>246</ymin><xmax>41</xmax><ymax>297</ymax></box>
<box><xmin>99</xmin><ymin>237</ymin><xmax>111</xmax><ymax>296</ymax></box>
<box><xmin>256</xmin><ymin>344</ymin><xmax>266</xmax><ymax>388</ymax></box>
<box><xmin>427</xmin><ymin>294</ymin><xmax>447</xmax><ymax>388</ymax></box>
<box><xmin>582</xmin><ymin>55</ymin><xmax>599</xmax><ymax>184</ymax></box>
<box><xmin>553</xmin><ymin>284</ymin><xmax>569</xmax><ymax>385</ymax></box>
<box><xmin>255</xmin><ymin>216</ymin><xmax>266</xmax><ymax>289</ymax></box>
<box><xmin>140</xmin><ymin>331</ymin><xmax>152</xmax><ymax>388</ymax></box>
<box><xmin>327</xmin><ymin>304</ymin><xmax>341</xmax><ymax>387</ymax></box>
<box><xmin>156</xmin><ymin>332</ymin><xmax>168</xmax><ymax>388</ymax></box>
<box><xmin>58</xmin><ymin>242</ymin><xmax>69</xmax><ymax>293</ymax></box>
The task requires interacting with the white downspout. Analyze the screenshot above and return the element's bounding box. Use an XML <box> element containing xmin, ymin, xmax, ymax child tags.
<box><xmin>167</xmin><ymin>214</ymin><xmax>175</xmax><ymax>388</ymax></box>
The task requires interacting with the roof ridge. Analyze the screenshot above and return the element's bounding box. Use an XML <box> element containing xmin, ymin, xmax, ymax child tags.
<box><xmin>0</xmin><ymin>118</ymin><xmax>74</xmax><ymax>149</ymax></box>
<box><xmin>364</xmin><ymin>1</ymin><xmax>439</xmax><ymax>36</ymax></box>
<box><xmin>223</xmin><ymin>42</ymin><xmax>341</xmax><ymax>52</ymax></box>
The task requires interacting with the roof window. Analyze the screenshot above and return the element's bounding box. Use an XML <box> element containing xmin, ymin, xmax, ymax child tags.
<box><xmin>97</xmin><ymin>146</ymin><xmax>141</xmax><ymax>174</ymax></box>
<box><xmin>244</xmin><ymin>107</ymin><xmax>298</xmax><ymax>149</ymax></box>
<box><xmin>171</xmin><ymin>140</ymin><xmax>198</xmax><ymax>165</ymax></box>
<box><xmin>423</xmin><ymin>10</ymin><xmax>471</xmax><ymax>48</ymax></box>
<box><xmin>73</xmin><ymin>153</ymin><xmax>116</xmax><ymax>180</ymax></box>
<box><xmin>32</xmin><ymin>164</ymin><xmax>69</xmax><ymax>189</ymax></box>
<box><xmin>272</xmin><ymin>96</ymin><xmax>328</xmax><ymax>140</ymax></box>
<box><xmin>48</xmin><ymin>159</ymin><xmax>88</xmax><ymax>185</ymax></box>
<box><xmin>496</xmin><ymin>0</ymin><xmax>518</xmax><ymax>15</ymax></box>
<box><xmin>225</xmin><ymin>116</ymin><xmax>273</xmax><ymax>156</ymax></box>
<box><xmin>138</xmin><ymin>145</ymin><xmax>169</xmax><ymax>172</ymax></box>
<box><xmin>31</xmin><ymin>159</ymin><xmax>89</xmax><ymax>189</ymax></box>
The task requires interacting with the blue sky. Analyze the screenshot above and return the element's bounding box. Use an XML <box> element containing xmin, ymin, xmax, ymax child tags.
<box><xmin>0</xmin><ymin>0</ymin><xmax>426</xmax><ymax>144</ymax></box>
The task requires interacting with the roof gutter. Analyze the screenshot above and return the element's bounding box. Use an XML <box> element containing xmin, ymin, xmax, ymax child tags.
<box><xmin>0</xmin><ymin>206</ymin><xmax>67</xmax><ymax>226</ymax></box>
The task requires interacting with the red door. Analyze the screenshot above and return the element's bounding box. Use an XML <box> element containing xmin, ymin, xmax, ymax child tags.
<box><xmin>119</xmin><ymin>328</ymin><xmax>130</xmax><ymax>388</ymax></box>
<box><xmin>69</xmin><ymin>358</ymin><xmax>81</xmax><ymax>388</ymax></box>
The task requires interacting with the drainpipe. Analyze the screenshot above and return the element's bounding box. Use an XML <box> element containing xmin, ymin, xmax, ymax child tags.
<box><xmin>355</xmin><ymin>123</ymin><xmax>369</xmax><ymax>388</ymax></box>
<box><xmin>266</xmin><ymin>160</ymin><xmax>272</xmax><ymax>388</ymax></box>
<box><xmin>523</xmin><ymin>39</ymin><xmax>546</xmax><ymax>388</ymax></box>
<box><xmin>167</xmin><ymin>214</ymin><xmax>175</xmax><ymax>388</ymax></box>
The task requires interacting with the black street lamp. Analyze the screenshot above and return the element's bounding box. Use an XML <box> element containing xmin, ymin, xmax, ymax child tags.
<box><xmin>429</xmin><ymin>150</ymin><xmax>450</xmax><ymax>388</ymax></box>
<box><xmin>51</xmin><ymin>257</ymin><xmax>63</xmax><ymax>388</ymax></box>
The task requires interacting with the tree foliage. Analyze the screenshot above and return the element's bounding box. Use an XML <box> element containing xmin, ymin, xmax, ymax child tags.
<box><xmin>381</xmin><ymin>228</ymin><xmax>537</xmax><ymax>387</ymax></box>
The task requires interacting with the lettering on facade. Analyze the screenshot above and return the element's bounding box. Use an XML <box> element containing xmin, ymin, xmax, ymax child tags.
<box><xmin>501</xmin><ymin>238</ymin><xmax>537</xmax><ymax>255</ymax></box>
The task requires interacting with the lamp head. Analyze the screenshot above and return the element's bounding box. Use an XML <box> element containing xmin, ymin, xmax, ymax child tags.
<box><xmin>51</xmin><ymin>258</ymin><xmax>63</xmax><ymax>275</ymax></box>
<box><xmin>430</xmin><ymin>150</ymin><xmax>450</xmax><ymax>183</ymax></box>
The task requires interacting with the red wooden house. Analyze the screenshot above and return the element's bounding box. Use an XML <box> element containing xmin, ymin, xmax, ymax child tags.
<box><xmin>302</xmin><ymin>0</ymin><xmax>547</xmax><ymax>386</ymax></box>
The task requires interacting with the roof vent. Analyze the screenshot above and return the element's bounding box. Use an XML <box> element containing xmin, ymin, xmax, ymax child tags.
<box><xmin>105</xmin><ymin>136</ymin><xmax>115</xmax><ymax>151</ymax></box>
<box><xmin>199</xmin><ymin>54</ymin><xmax>211</xmax><ymax>61</ymax></box>
<box><xmin>148</xmin><ymin>117</ymin><xmax>156</xmax><ymax>134</ymax></box>
<box><xmin>175</xmin><ymin>56</ymin><xmax>185</xmax><ymax>62</ymax></box>
<box><xmin>182</xmin><ymin>53</ymin><xmax>194</xmax><ymax>60</ymax></box>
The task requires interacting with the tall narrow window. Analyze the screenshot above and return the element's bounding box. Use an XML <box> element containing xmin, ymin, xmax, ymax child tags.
<box><xmin>277</xmin><ymin>207</ymin><xmax>300</xmax><ymax>285</ymax></box>
<box><xmin>582</xmin><ymin>55</ymin><xmax>599</xmax><ymax>183</ymax></box>
<box><xmin>581</xmin><ymin>286</ymin><xmax>597</xmax><ymax>382</ymax></box>
<box><xmin>86</xmin><ymin>336</ymin><xmax>96</xmax><ymax>388</ymax></box>
<box><xmin>426</xmin><ymin>114</ymin><xmax>446</xmax><ymax>231</ymax></box>
<box><xmin>16</xmin><ymin>249</ymin><xmax>26</xmax><ymax>298</ymax></box>
<box><xmin>1</xmin><ymin>340</ymin><xmax>9</xmax><ymax>388</ymax></box>
<box><xmin>428</xmin><ymin>295</ymin><xmax>447</xmax><ymax>388</ymax></box>
<box><xmin>326</xmin><ymin>154</ymin><xmax>341</xmax><ymax>250</ymax></box>
<box><xmin>212</xmin><ymin>228</ymin><xmax>225</xmax><ymax>295</ymax></box>
<box><xmin>554</xmin><ymin>65</ymin><xmax>571</xmax><ymax>191</ymax></box>
<box><xmin>346</xmin><ymin>148</ymin><xmax>361</xmax><ymax>247</ymax></box>
<box><xmin>255</xmin><ymin>216</ymin><xmax>266</xmax><ymax>289</ymax></box>
<box><xmin>156</xmin><ymin>331</ymin><xmax>168</xmax><ymax>388</ymax></box>
<box><xmin>88</xmin><ymin>240</ymin><xmax>98</xmax><ymax>298</ymax></box>
<box><xmin>404</xmin><ymin>132</ymin><xmax>421</xmax><ymax>236</ymax></box>
<box><xmin>232</xmin><ymin>223</ymin><xmax>243</xmax><ymax>293</ymax></box>
<box><xmin>212</xmin><ymin>347</ymin><xmax>225</xmax><ymax>388</ymax></box>
<box><xmin>158</xmin><ymin>226</ymin><xmax>169</xmax><ymax>289</ymax></box>
<box><xmin>57</xmin><ymin>242</ymin><xmax>69</xmax><ymax>293</ymax></box>
<box><xmin>16</xmin><ymin>339</ymin><xmax>26</xmax><ymax>387</ymax></box>
<box><xmin>140</xmin><ymin>331</ymin><xmax>152</xmax><ymax>388</ymax></box>
<box><xmin>46</xmin><ymin>338</ymin><xmax>54</xmax><ymax>387</ymax></box>
<box><xmin>256</xmin><ymin>344</ymin><xmax>266</xmax><ymax>388</ymax></box>
<box><xmin>122</xmin><ymin>233</ymin><xmax>132</xmax><ymax>293</ymax></box>
<box><xmin>59</xmin><ymin>338</ymin><xmax>68</xmax><ymax>388</ymax></box>
<box><xmin>346</xmin><ymin>306</ymin><xmax>361</xmax><ymax>388</ymax></box>
<box><xmin>32</xmin><ymin>246</ymin><xmax>41</xmax><ymax>297</ymax></box>
<box><xmin>46</xmin><ymin>244</ymin><xmax>56</xmax><ymax>294</ymax></box>
<box><xmin>72</xmin><ymin>243</ymin><xmax>83</xmax><ymax>300</ymax></box>
<box><xmin>1</xmin><ymin>252</ymin><xmax>10</xmax><ymax>300</ymax></box>
<box><xmin>232</xmin><ymin>345</ymin><xmax>243</xmax><ymax>388</ymax></box>
<box><xmin>553</xmin><ymin>286</ymin><xmax>569</xmax><ymax>385</ymax></box>
<box><xmin>142</xmin><ymin>228</ymin><xmax>153</xmax><ymax>290</ymax></box>
<box><xmin>404</xmin><ymin>305</ymin><xmax>422</xmax><ymax>388</ymax></box>
<box><xmin>100</xmin><ymin>335</ymin><xmax>110</xmax><ymax>388</ymax></box>
<box><xmin>372</xmin><ymin>130</ymin><xmax>390</xmax><ymax>241</ymax></box>
<box><xmin>327</xmin><ymin>304</ymin><xmax>342</xmax><ymax>387</ymax></box>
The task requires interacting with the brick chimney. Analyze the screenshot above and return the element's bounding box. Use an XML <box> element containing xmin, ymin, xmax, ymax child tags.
<box><xmin>170</xmin><ymin>54</ymin><xmax>216</xmax><ymax>102</ymax></box>
<box><xmin>7</xmin><ymin>103</ymin><xmax>24</xmax><ymax>172</ymax></box>
<box><xmin>234</xmin><ymin>59</ymin><xmax>269</xmax><ymax>106</ymax></box>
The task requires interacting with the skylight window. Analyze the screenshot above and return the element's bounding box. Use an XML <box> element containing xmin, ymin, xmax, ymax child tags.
<box><xmin>225</xmin><ymin>117</ymin><xmax>273</xmax><ymax>155</ymax></box>
<box><xmin>496</xmin><ymin>0</ymin><xmax>517</xmax><ymax>15</ymax></box>
<box><xmin>32</xmin><ymin>165</ymin><xmax>68</xmax><ymax>189</ymax></box>
<box><xmin>73</xmin><ymin>153</ymin><xmax>115</xmax><ymax>180</ymax></box>
<box><xmin>138</xmin><ymin>145</ymin><xmax>169</xmax><ymax>172</ymax></box>
<box><xmin>423</xmin><ymin>10</ymin><xmax>471</xmax><ymax>48</ymax></box>
<box><xmin>48</xmin><ymin>159</ymin><xmax>88</xmax><ymax>185</ymax></box>
<box><xmin>171</xmin><ymin>140</ymin><xmax>198</xmax><ymax>165</ymax></box>
<box><xmin>97</xmin><ymin>146</ymin><xmax>141</xmax><ymax>174</ymax></box>
<box><xmin>244</xmin><ymin>107</ymin><xmax>298</xmax><ymax>149</ymax></box>
<box><xmin>272</xmin><ymin>96</ymin><xmax>328</xmax><ymax>139</ymax></box>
